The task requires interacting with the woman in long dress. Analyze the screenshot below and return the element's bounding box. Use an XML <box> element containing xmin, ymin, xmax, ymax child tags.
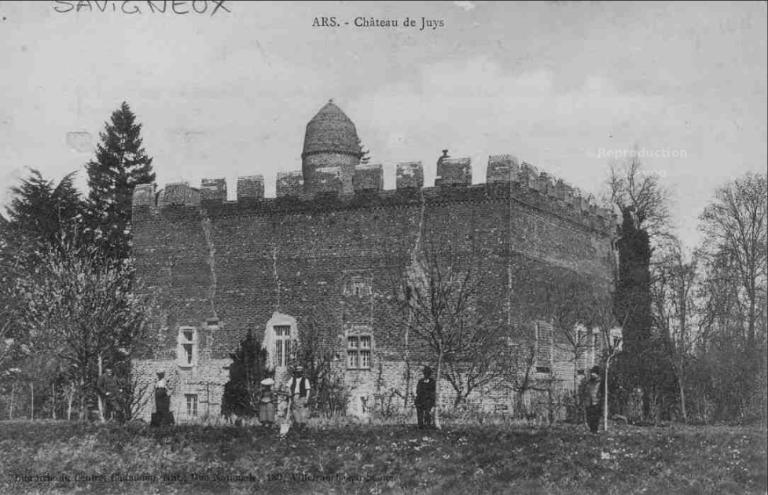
<box><xmin>259</xmin><ymin>378</ymin><xmax>276</xmax><ymax>426</ymax></box>
<box><xmin>153</xmin><ymin>371</ymin><xmax>173</xmax><ymax>426</ymax></box>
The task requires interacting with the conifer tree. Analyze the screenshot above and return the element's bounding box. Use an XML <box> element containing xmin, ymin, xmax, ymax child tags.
<box><xmin>221</xmin><ymin>330</ymin><xmax>268</xmax><ymax>418</ymax></box>
<box><xmin>3</xmin><ymin>169</ymin><xmax>83</xmax><ymax>261</ymax></box>
<box><xmin>86</xmin><ymin>102</ymin><xmax>155</xmax><ymax>261</ymax></box>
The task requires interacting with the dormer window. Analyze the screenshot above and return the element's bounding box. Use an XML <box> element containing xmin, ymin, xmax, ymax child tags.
<box><xmin>344</xmin><ymin>274</ymin><xmax>372</xmax><ymax>297</ymax></box>
<box><xmin>177</xmin><ymin>326</ymin><xmax>198</xmax><ymax>367</ymax></box>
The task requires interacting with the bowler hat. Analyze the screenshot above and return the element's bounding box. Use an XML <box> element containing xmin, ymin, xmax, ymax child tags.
<box><xmin>423</xmin><ymin>366</ymin><xmax>433</xmax><ymax>376</ymax></box>
<box><xmin>590</xmin><ymin>365</ymin><xmax>601</xmax><ymax>375</ymax></box>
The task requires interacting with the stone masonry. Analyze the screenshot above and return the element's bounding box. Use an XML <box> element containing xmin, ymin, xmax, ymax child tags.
<box><xmin>130</xmin><ymin>101</ymin><xmax>616</xmax><ymax>422</ymax></box>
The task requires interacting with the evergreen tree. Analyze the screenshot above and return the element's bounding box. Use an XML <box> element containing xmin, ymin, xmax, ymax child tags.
<box><xmin>221</xmin><ymin>330</ymin><xmax>268</xmax><ymax>418</ymax></box>
<box><xmin>3</xmin><ymin>169</ymin><xmax>84</xmax><ymax>261</ymax></box>
<box><xmin>607</xmin><ymin>156</ymin><xmax>669</xmax><ymax>420</ymax></box>
<box><xmin>356</xmin><ymin>137</ymin><xmax>371</xmax><ymax>165</ymax></box>
<box><xmin>85</xmin><ymin>102</ymin><xmax>155</xmax><ymax>261</ymax></box>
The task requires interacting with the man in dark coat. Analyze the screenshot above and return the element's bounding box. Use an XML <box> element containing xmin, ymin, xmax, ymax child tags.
<box><xmin>582</xmin><ymin>365</ymin><xmax>603</xmax><ymax>434</ymax></box>
<box><xmin>415</xmin><ymin>366</ymin><xmax>436</xmax><ymax>429</ymax></box>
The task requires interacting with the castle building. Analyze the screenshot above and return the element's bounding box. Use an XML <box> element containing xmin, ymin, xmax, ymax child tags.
<box><xmin>131</xmin><ymin>100</ymin><xmax>617</xmax><ymax>422</ymax></box>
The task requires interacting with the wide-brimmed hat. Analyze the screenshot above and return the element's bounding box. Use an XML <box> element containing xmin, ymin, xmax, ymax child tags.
<box><xmin>260</xmin><ymin>378</ymin><xmax>275</xmax><ymax>386</ymax></box>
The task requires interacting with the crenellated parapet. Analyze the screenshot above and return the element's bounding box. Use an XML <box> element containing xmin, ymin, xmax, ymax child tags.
<box><xmin>237</xmin><ymin>175</ymin><xmax>265</xmax><ymax>201</ymax></box>
<box><xmin>132</xmin><ymin>153</ymin><xmax>616</xmax><ymax>233</ymax></box>
<box><xmin>200</xmin><ymin>178</ymin><xmax>227</xmax><ymax>202</ymax></box>
<box><xmin>396</xmin><ymin>161</ymin><xmax>424</xmax><ymax>190</ymax></box>
<box><xmin>276</xmin><ymin>171</ymin><xmax>303</xmax><ymax>198</ymax></box>
<box><xmin>352</xmin><ymin>164</ymin><xmax>384</xmax><ymax>193</ymax></box>
<box><xmin>436</xmin><ymin>155</ymin><xmax>472</xmax><ymax>187</ymax></box>
<box><xmin>158</xmin><ymin>182</ymin><xmax>201</xmax><ymax>208</ymax></box>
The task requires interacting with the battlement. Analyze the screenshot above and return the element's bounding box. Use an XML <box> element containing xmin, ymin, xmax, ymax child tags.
<box><xmin>133</xmin><ymin>155</ymin><xmax>616</xmax><ymax>233</ymax></box>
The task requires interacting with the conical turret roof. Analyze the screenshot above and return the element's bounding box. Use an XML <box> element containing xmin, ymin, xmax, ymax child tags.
<box><xmin>302</xmin><ymin>100</ymin><xmax>362</xmax><ymax>158</ymax></box>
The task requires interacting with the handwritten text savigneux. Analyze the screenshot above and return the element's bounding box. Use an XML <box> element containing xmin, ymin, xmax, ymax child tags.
<box><xmin>53</xmin><ymin>1</ymin><xmax>230</xmax><ymax>16</ymax></box>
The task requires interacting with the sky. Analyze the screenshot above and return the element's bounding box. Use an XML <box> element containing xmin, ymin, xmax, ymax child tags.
<box><xmin>0</xmin><ymin>1</ymin><xmax>766</xmax><ymax>247</ymax></box>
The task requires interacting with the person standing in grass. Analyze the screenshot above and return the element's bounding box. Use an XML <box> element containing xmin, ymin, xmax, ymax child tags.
<box><xmin>287</xmin><ymin>366</ymin><xmax>311</xmax><ymax>429</ymax></box>
<box><xmin>415</xmin><ymin>366</ymin><xmax>436</xmax><ymax>429</ymax></box>
<box><xmin>97</xmin><ymin>367</ymin><xmax>123</xmax><ymax>422</ymax></box>
<box><xmin>152</xmin><ymin>370</ymin><xmax>174</xmax><ymax>427</ymax></box>
<box><xmin>259</xmin><ymin>377</ymin><xmax>276</xmax><ymax>427</ymax></box>
<box><xmin>583</xmin><ymin>365</ymin><xmax>603</xmax><ymax>434</ymax></box>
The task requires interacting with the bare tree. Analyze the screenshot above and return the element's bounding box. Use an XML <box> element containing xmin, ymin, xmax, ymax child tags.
<box><xmin>546</xmin><ymin>278</ymin><xmax>615</xmax><ymax>387</ymax></box>
<box><xmin>699</xmin><ymin>173</ymin><xmax>767</xmax><ymax>345</ymax></box>
<box><xmin>651</xmin><ymin>236</ymin><xmax>700</xmax><ymax>423</ymax></box>
<box><xmin>606</xmin><ymin>152</ymin><xmax>670</xmax><ymax>238</ymax></box>
<box><xmin>295</xmin><ymin>312</ymin><xmax>349</xmax><ymax>417</ymax></box>
<box><xmin>396</xmin><ymin>243</ymin><xmax>508</xmax><ymax>428</ymax></box>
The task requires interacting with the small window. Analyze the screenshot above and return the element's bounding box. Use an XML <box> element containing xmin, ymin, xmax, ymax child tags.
<box><xmin>183</xmin><ymin>344</ymin><xmax>193</xmax><ymax>365</ymax></box>
<box><xmin>534</xmin><ymin>322</ymin><xmax>553</xmax><ymax>374</ymax></box>
<box><xmin>185</xmin><ymin>394</ymin><xmax>198</xmax><ymax>417</ymax></box>
<box><xmin>177</xmin><ymin>327</ymin><xmax>198</xmax><ymax>367</ymax></box>
<box><xmin>347</xmin><ymin>332</ymin><xmax>373</xmax><ymax>370</ymax></box>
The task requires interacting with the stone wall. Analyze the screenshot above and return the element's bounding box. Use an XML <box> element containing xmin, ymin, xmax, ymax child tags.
<box><xmin>131</xmin><ymin>159</ymin><xmax>615</xmax><ymax>419</ymax></box>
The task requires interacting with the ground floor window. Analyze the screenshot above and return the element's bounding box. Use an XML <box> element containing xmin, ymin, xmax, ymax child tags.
<box><xmin>347</xmin><ymin>333</ymin><xmax>372</xmax><ymax>370</ymax></box>
<box><xmin>185</xmin><ymin>394</ymin><xmax>198</xmax><ymax>417</ymax></box>
<box><xmin>274</xmin><ymin>325</ymin><xmax>292</xmax><ymax>367</ymax></box>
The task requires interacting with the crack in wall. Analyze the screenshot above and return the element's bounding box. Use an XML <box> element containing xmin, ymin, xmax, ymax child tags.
<box><xmin>272</xmin><ymin>243</ymin><xmax>281</xmax><ymax>312</ymax></box>
<box><xmin>402</xmin><ymin>188</ymin><xmax>428</xmax><ymax>407</ymax></box>
<box><xmin>200</xmin><ymin>211</ymin><xmax>218</xmax><ymax>318</ymax></box>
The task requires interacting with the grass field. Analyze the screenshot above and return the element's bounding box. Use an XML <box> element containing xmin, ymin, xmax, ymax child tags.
<box><xmin>0</xmin><ymin>420</ymin><xmax>765</xmax><ymax>494</ymax></box>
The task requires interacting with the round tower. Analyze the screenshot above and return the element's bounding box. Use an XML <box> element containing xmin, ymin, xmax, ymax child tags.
<box><xmin>301</xmin><ymin>99</ymin><xmax>362</xmax><ymax>195</ymax></box>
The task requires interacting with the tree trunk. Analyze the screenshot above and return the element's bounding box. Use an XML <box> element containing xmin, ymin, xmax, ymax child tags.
<box><xmin>67</xmin><ymin>383</ymin><xmax>74</xmax><ymax>421</ymax></box>
<box><xmin>79</xmin><ymin>378</ymin><xmax>86</xmax><ymax>422</ymax></box>
<box><xmin>604</xmin><ymin>357</ymin><xmax>610</xmax><ymax>431</ymax></box>
<box><xmin>434</xmin><ymin>347</ymin><xmax>443</xmax><ymax>429</ymax></box>
<box><xmin>97</xmin><ymin>355</ymin><xmax>104</xmax><ymax>422</ymax></box>
<box><xmin>678</xmin><ymin>372</ymin><xmax>688</xmax><ymax>424</ymax></box>
<box><xmin>403</xmin><ymin>314</ymin><xmax>411</xmax><ymax>410</ymax></box>
<box><xmin>9</xmin><ymin>383</ymin><xmax>15</xmax><ymax>420</ymax></box>
<box><xmin>30</xmin><ymin>382</ymin><xmax>34</xmax><ymax>420</ymax></box>
<box><xmin>51</xmin><ymin>382</ymin><xmax>56</xmax><ymax>419</ymax></box>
